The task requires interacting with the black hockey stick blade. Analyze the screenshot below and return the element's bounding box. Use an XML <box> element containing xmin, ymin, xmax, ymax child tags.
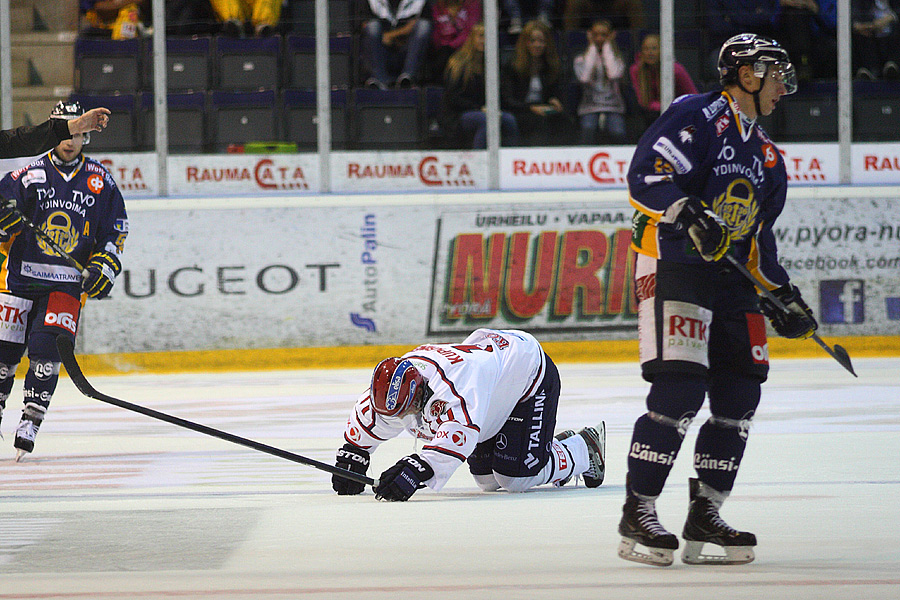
<box><xmin>57</xmin><ymin>337</ymin><xmax>377</xmax><ymax>487</ymax></box>
<box><xmin>811</xmin><ymin>335</ymin><xmax>857</xmax><ymax>377</ymax></box>
<box><xmin>723</xmin><ymin>254</ymin><xmax>857</xmax><ymax>377</ymax></box>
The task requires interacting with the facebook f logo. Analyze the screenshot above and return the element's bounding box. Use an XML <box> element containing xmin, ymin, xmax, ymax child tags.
<box><xmin>819</xmin><ymin>280</ymin><xmax>865</xmax><ymax>324</ymax></box>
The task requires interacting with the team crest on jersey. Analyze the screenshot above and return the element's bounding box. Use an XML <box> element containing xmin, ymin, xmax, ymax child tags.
<box><xmin>715</xmin><ymin>115</ymin><xmax>730</xmax><ymax>136</ymax></box>
<box><xmin>428</xmin><ymin>400</ymin><xmax>448</xmax><ymax>418</ymax></box>
<box><xmin>712</xmin><ymin>178</ymin><xmax>759</xmax><ymax>240</ymax></box>
<box><xmin>678</xmin><ymin>125</ymin><xmax>696</xmax><ymax>144</ymax></box>
<box><xmin>38</xmin><ymin>211</ymin><xmax>79</xmax><ymax>257</ymax></box>
<box><xmin>87</xmin><ymin>174</ymin><xmax>104</xmax><ymax>194</ymax></box>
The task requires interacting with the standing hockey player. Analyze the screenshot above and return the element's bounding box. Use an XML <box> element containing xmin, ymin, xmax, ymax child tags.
<box><xmin>331</xmin><ymin>328</ymin><xmax>606</xmax><ymax>500</ymax></box>
<box><xmin>0</xmin><ymin>101</ymin><xmax>128</xmax><ymax>461</ymax></box>
<box><xmin>620</xmin><ymin>34</ymin><xmax>817</xmax><ymax>566</ymax></box>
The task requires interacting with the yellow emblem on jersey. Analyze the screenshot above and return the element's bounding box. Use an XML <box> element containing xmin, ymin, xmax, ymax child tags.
<box><xmin>712</xmin><ymin>178</ymin><xmax>759</xmax><ymax>241</ymax></box>
<box><xmin>38</xmin><ymin>211</ymin><xmax>80</xmax><ymax>257</ymax></box>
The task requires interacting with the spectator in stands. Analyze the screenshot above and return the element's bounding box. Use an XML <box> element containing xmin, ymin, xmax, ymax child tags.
<box><xmin>629</xmin><ymin>33</ymin><xmax>699</xmax><ymax>129</ymax></box>
<box><xmin>563</xmin><ymin>0</ymin><xmax>646</xmax><ymax>32</ymax></box>
<box><xmin>430</xmin><ymin>0</ymin><xmax>482</xmax><ymax>84</ymax></box>
<box><xmin>574</xmin><ymin>19</ymin><xmax>628</xmax><ymax>144</ymax></box>
<box><xmin>362</xmin><ymin>0</ymin><xmax>433</xmax><ymax>89</ymax></box>
<box><xmin>505</xmin><ymin>0</ymin><xmax>555</xmax><ymax>34</ymax></box>
<box><xmin>440</xmin><ymin>24</ymin><xmax>521</xmax><ymax>147</ymax></box>
<box><xmin>852</xmin><ymin>0</ymin><xmax>900</xmax><ymax>80</ymax></box>
<box><xmin>80</xmin><ymin>0</ymin><xmax>149</xmax><ymax>39</ymax></box>
<box><xmin>500</xmin><ymin>20</ymin><xmax>574</xmax><ymax>146</ymax></box>
<box><xmin>166</xmin><ymin>0</ymin><xmax>218</xmax><ymax>36</ymax></box>
<box><xmin>775</xmin><ymin>0</ymin><xmax>837</xmax><ymax>81</ymax></box>
<box><xmin>209</xmin><ymin>0</ymin><xmax>282</xmax><ymax>36</ymax></box>
<box><xmin>703</xmin><ymin>1</ymin><xmax>779</xmax><ymax>81</ymax></box>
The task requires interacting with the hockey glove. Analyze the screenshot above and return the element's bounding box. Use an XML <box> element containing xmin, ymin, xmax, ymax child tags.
<box><xmin>374</xmin><ymin>454</ymin><xmax>434</xmax><ymax>502</ymax></box>
<box><xmin>332</xmin><ymin>443</ymin><xmax>370</xmax><ymax>495</ymax></box>
<box><xmin>676</xmin><ymin>197</ymin><xmax>731</xmax><ymax>262</ymax></box>
<box><xmin>760</xmin><ymin>284</ymin><xmax>818</xmax><ymax>340</ymax></box>
<box><xmin>0</xmin><ymin>199</ymin><xmax>24</xmax><ymax>235</ymax></box>
<box><xmin>82</xmin><ymin>251</ymin><xmax>122</xmax><ymax>299</ymax></box>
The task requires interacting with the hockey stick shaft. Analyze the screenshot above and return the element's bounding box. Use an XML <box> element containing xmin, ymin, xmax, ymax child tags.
<box><xmin>4</xmin><ymin>200</ymin><xmax>86</xmax><ymax>274</ymax></box>
<box><xmin>56</xmin><ymin>336</ymin><xmax>377</xmax><ymax>487</ymax></box>
<box><xmin>724</xmin><ymin>254</ymin><xmax>857</xmax><ymax>376</ymax></box>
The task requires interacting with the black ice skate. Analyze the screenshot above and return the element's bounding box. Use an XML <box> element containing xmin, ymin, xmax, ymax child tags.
<box><xmin>14</xmin><ymin>405</ymin><xmax>44</xmax><ymax>462</ymax></box>
<box><xmin>553</xmin><ymin>423</ymin><xmax>605</xmax><ymax>487</ymax></box>
<box><xmin>618</xmin><ymin>477</ymin><xmax>679</xmax><ymax>567</ymax></box>
<box><xmin>681</xmin><ymin>477</ymin><xmax>757</xmax><ymax>565</ymax></box>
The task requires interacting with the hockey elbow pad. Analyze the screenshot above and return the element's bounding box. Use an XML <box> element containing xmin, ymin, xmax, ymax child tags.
<box><xmin>82</xmin><ymin>251</ymin><xmax>122</xmax><ymax>299</ymax></box>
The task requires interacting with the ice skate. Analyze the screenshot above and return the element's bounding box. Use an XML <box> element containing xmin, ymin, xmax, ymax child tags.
<box><xmin>13</xmin><ymin>405</ymin><xmax>44</xmax><ymax>462</ymax></box>
<box><xmin>578</xmin><ymin>423</ymin><xmax>605</xmax><ymax>488</ymax></box>
<box><xmin>618</xmin><ymin>477</ymin><xmax>679</xmax><ymax>567</ymax></box>
<box><xmin>681</xmin><ymin>477</ymin><xmax>756</xmax><ymax>565</ymax></box>
<box><xmin>554</xmin><ymin>423</ymin><xmax>605</xmax><ymax>487</ymax></box>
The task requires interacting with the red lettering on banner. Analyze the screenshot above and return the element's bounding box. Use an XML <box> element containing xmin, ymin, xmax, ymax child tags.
<box><xmin>588</xmin><ymin>152</ymin><xmax>627</xmax><ymax>184</ymax></box>
<box><xmin>443</xmin><ymin>230</ymin><xmax>637</xmax><ymax>324</ymax></box>
<box><xmin>186</xmin><ymin>166</ymin><xmax>251</xmax><ymax>182</ymax></box>
<box><xmin>347</xmin><ymin>162</ymin><xmax>415</xmax><ymax>179</ymax></box>
<box><xmin>253</xmin><ymin>159</ymin><xmax>308</xmax><ymax>190</ymax></box>
<box><xmin>864</xmin><ymin>155</ymin><xmax>900</xmax><ymax>171</ymax></box>
<box><xmin>417</xmin><ymin>156</ymin><xmax>475</xmax><ymax>186</ymax></box>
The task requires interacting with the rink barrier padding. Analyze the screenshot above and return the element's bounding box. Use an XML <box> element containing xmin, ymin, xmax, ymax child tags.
<box><xmin>49</xmin><ymin>335</ymin><xmax>900</xmax><ymax>376</ymax></box>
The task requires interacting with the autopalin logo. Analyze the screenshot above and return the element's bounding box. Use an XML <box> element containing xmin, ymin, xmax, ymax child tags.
<box><xmin>350</xmin><ymin>313</ymin><xmax>377</xmax><ymax>332</ymax></box>
<box><xmin>819</xmin><ymin>280</ymin><xmax>865</xmax><ymax>324</ymax></box>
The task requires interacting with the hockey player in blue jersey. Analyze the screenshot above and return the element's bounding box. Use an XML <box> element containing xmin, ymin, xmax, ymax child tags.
<box><xmin>0</xmin><ymin>101</ymin><xmax>128</xmax><ymax>461</ymax></box>
<box><xmin>618</xmin><ymin>34</ymin><xmax>818</xmax><ymax>567</ymax></box>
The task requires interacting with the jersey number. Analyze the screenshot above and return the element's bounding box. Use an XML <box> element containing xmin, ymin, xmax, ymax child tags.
<box><xmin>451</xmin><ymin>344</ymin><xmax>493</xmax><ymax>354</ymax></box>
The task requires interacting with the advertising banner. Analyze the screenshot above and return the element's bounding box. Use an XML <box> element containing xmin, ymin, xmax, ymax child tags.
<box><xmin>78</xmin><ymin>191</ymin><xmax>899</xmax><ymax>353</ymax></box>
<box><xmin>426</xmin><ymin>205</ymin><xmax>638</xmax><ymax>338</ymax></box>
<box><xmin>167</xmin><ymin>154</ymin><xmax>319</xmax><ymax>195</ymax></box>
<box><xmin>329</xmin><ymin>151</ymin><xmax>488</xmax><ymax>192</ymax></box>
<box><xmin>852</xmin><ymin>143</ymin><xmax>900</xmax><ymax>185</ymax></box>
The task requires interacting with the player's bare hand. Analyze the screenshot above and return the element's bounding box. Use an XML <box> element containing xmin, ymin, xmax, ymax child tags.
<box><xmin>69</xmin><ymin>107</ymin><xmax>111</xmax><ymax>135</ymax></box>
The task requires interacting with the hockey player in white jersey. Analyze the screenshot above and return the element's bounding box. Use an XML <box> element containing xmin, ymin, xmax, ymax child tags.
<box><xmin>332</xmin><ymin>328</ymin><xmax>606</xmax><ymax>501</ymax></box>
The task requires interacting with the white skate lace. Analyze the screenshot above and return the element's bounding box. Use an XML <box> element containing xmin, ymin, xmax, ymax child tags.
<box><xmin>16</xmin><ymin>420</ymin><xmax>37</xmax><ymax>442</ymax></box>
<box><xmin>704</xmin><ymin>502</ymin><xmax>738</xmax><ymax>534</ymax></box>
<box><xmin>637</xmin><ymin>501</ymin><xmax>669</xmax><ymax>536</ymax></box>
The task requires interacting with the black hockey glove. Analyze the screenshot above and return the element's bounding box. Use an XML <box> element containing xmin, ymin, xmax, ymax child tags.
<box><xmin>374</xmin><ymin>454</ymin><xmax>434</xmax><ymax>502</ymax></box>
<box><xmin>676</xmin><ymin>197</ymin><xmax>731</xmax><ymax>262</ymax></box>
<box><xmin>0</xmin><ymin>199</ymin><xmax>24</xmax><ymax>235</ymax></box>
<box><xmin>82</xmin><ymin>251</ymin><xmax>122</xmax><ymax>299</ymax></box>
<box><xmin>760</xmin><ymin>284</ymin><xmax>818</xmax><ymax>340</ymax></box>
<box><xmin>332</xmin><ymin>443</ymin><xmax>370</xmax><ymax>495</ymax></box>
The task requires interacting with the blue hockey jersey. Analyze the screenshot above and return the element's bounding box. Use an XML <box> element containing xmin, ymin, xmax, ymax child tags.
<box><xmin>628</xmin><ymin>90</ymin><xmax>790</xmax><ymax>290</ymax></box>
<box><xmin>0</xmin><ymin>153</ymin><xmax>128</xmax><ymax>296</ymax></box>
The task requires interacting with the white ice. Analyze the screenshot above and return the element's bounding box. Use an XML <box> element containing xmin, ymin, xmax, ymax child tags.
<box><xmin>0</xmin><ymin>357</ymin><xmax>898</xmax><ymax>600</ymax></box>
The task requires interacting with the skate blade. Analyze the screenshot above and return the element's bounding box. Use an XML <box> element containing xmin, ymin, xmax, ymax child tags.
<box><xmin>618</xmin><ymin>537</ymin><xmax>674</xmax><ymax>567</ymax></box>
<box><xmin>681</xmin><ymin>540</ymin><xmax>755</xmax><ymax>565</ymax></box>
<box><xmin>14</xmin><ymin>449</ymin><xmax>29</xmax><ymax>462</ymax></box>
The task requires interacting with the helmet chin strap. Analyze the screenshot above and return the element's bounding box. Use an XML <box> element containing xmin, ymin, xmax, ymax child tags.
<box><xmin>736</xmin><ymin>73</ymin><xmax>765</xmax><ymax>119</ymax></box>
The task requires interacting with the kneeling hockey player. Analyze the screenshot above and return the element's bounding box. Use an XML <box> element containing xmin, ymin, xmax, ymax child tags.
<box><xmin>332</xmin><ymin>328</ymin><xmax>605</xmax><ymax>501</ymax></box>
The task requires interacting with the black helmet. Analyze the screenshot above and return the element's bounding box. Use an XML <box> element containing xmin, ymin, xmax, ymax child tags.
<box><xmin>718</xmin><ymin>33</ymin><xmax>797</xmax><ymax>94</ymax></box>
<box><xmin>50</xmin><ymin>100</ymin><xmax>89</xmax><ymax>144</ymax></box>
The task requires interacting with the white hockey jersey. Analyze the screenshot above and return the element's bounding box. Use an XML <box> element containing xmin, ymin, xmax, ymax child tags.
<box><xmin>343</xmin><ymin>329</ymin><xmax>546</xmax><ymax>491</ymax></box>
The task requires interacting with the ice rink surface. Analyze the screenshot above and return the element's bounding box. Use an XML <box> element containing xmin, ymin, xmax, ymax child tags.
<box><xmin>0</xmin><ymin>356</ymin><xmax>898</xmax><ymax>600</ymax></box>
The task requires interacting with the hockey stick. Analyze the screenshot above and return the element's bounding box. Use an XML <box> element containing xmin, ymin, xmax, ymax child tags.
<box><xmin>3</xmin><ymin>200</ymin><xmax>86</xmax><ymax>275</ymax></box>
<box><xmin>56</xmin><ymin>336</ymin><xmax>378</xmax><ymax>487</ymax></box>
<box><xmin>724</xmin><ymin>254</ymin><xmax>857</xmax><ymax>377</ymax></box>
